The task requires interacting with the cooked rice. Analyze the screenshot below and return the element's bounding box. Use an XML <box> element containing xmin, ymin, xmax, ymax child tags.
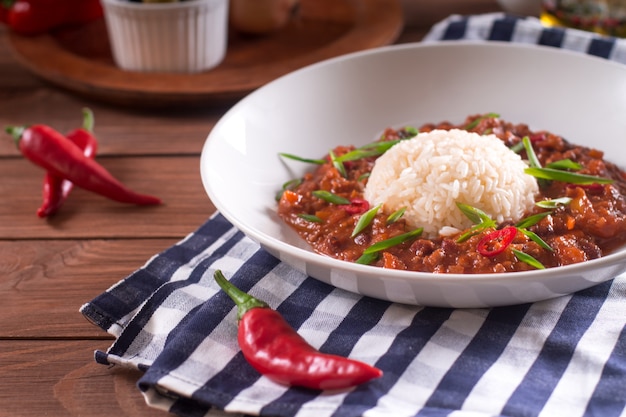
<box><xmin>364</xmin><ymin>129</ymin><xmax>538</xmax><ymax>238</ymax></box>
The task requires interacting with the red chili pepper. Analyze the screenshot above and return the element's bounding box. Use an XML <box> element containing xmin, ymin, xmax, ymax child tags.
<box><xmin>476</xmin><ymin>226</ymin><xmax>517</xmax><ymax>257</ymax></box>
<box><xmin>7</xmin><ymin>124</ymin><xmax>161</xmax><ymax>206</ymax></box>
<box><xmin>37</xmin><ymin>108</ymin><xmax>98</xmax><ymax>217</ymax></box>
<box><xmin>214</xmin><ymin>270</ymin><xmax>383</xmax><ymax>390</ymax></box>
<box><xmin>2</xmin><ymin>0</ymin><xmax>103</xmax><ymax>36</ymax></box>
<box><xmin>343</xmin><ymin>198</ymin><xmax>370</xmax><ymax>215</ymax></box>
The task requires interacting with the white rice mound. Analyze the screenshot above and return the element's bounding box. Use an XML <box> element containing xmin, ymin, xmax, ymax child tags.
<box><xmin>364</xmin><ymin>129</ymin><xmax>539</xmax><ymax>238</ymax></box>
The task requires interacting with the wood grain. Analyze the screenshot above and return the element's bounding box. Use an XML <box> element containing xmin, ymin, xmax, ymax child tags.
<box><xmin>0</xmin><ymin>239</ymin><xmax>180</xmax><ymax>338</ymax></box>
<box><xmin>0</xmin><ymin>156</ymin><xmax>214</xmax><ymax>239</ymax></box>
<box><xmin>0</xmin><ymin>340</ymin><xmax>171</xmax><ymax>417</ymax></box>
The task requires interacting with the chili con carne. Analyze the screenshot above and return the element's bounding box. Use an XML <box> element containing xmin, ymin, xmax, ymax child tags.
<box><xmin>7</xmin><ymin>124</ymin><xmax>161</xmax><ymax>206</ymax></box>
<box><xmin>214</xmin><ymin>270</ymin><xmax>382</xmax><ymax>390</ymax></box>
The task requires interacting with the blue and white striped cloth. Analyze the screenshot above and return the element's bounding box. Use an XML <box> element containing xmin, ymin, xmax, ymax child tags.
<box><xmin>81</xmin><ymin>14</ymin><xmax>626</xmax><ymax>417</ymax></box>
<box><xmin>423</xmin><ymin>12</ymin><xmax>626</xmax><ymax>62</ymax></box>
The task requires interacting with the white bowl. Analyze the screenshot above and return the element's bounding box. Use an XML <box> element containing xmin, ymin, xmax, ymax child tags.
<box><xmin>101</xmin><ymin>0</ymin><xmax>228</xmax><ymax>73</ymax></box>
<box><xmin>200</xmin><ymin>41</ymin><xmax>626</xmax><ymax>308</ymax></box>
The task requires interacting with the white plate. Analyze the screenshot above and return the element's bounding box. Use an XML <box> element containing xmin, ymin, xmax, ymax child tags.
<box><xmin>200</xmin><ymin>41</ymin><xmax>626</xmax><ymax>308</ymax></box>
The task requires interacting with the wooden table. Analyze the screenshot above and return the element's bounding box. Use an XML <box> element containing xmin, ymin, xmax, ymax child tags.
<box><xmin>0</xmin><ymin>1</ymin><xmax>501</xmax><ymax>415</ymax></box>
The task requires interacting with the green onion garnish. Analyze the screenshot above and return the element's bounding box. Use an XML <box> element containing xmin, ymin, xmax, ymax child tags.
<box><xmin>298</xmin><ymin>214</ymin><xmax>323</xmax><ymax>223</ymax></box>
<box><xmin>355</xmin><ymin>251</ymin><xmax>379</xmax><ymax>265</ymax></box>
<box><xmin>329</xmin><ymin>150</ymin><xmax>347</xmax><ymax>178</ymax></box>
<box><xmin>525</xmin><ymin>167</ymin><xmax>613</xmax><ymax>185</ymax></box>
<box><xmin>512</xmin><ymin>248</ymin><xmax>545</xmax><ymax>269</ymax></box>
<box><xmin>404</xmin><ymin>126</ymin><xmax>419</xmax><ymax>137</ymax></box>
<box><xmin>362</xmin><ymin>228</ymin><xmax>423</xmax><ymax>255</ymax></box>
<box><xmin>352</xmin><ymin>204</ymin><xmax>382</xmax><ymax>237</ymax></box>
<box><xmin>456</xmin><ymin>202</ymin><xmax>497</xmax><ymax>242</ymax></box>
<box><xmin>279</xmin><ymin>153</ymin><xmax>326</xmax><ymax>164</ymax></box>
<box><xmin>464</xmin><ymin>112</ymin><xmax>500</xmax><ymax>130</ymax></box>
<box><xmin>545</xmin><ymin>159</ymin><xmax>583</xmax><ymax>170</ymax></box>
<box><xmin>312</xmin><ymin>190</ymin><xmax>351</xmax><ymax>205</ymax></box>
<box><xmin>386</xmin><ymin>207</ymin><xmax>406</xmax><ymax>224</ymax></box>
<box><xmin>357</xmin><ymin>172</ymin><xmax>370</xmax><ymax>182</ymax></box>
<box><xmin>535</xmin><ymin>197</ymin><xmax>572</xmax><ymax>209</ymax></box>
<box><xmin>519</xmin><ymin>229</ymin><xmax>553</xmax><ymax>252</ymax></box>
<box><xmin>275</xmin><ymin>178</ymin><xmax>302</xmax><ymax>201</ymax></box>
<box><xmin>522</xmin><ymin>136</ymin><xmax>542</xmax><ymax>168</ymax></box>
<box><xmin>515</xmin><ymin>212</ymin><xmax>551</xmax><ymax>229</ymax></box>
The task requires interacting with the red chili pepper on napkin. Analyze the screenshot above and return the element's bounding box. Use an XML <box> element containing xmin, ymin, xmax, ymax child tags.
<box><xmin>214</xmin><ymin>270</ymin><xmax>383</xmax><ymax>390</ymax></box>
<box><xmin>1</xmin><ymin>0</ymin><xmax>103</xmax><ymax>36</ymax></box>
<box><xmin>7</xmin><ymin>123</ymin><xmax>161</xmax><ymax>206</ymax></box>
<box><xmin>37</xmin><ymin>108</ymin><xmax>98</xmax><ymax>217</ymax></box>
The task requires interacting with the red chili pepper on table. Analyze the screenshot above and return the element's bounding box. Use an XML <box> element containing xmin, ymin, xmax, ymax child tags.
<box><xmin>7</xmin><ymin>123</ymin><xmax>161</xmax><ymax>206</ymax></box>
<box><xmin>37</xmin><ymin>108</ymin><xmax>98</xmax><ymax>217</ymax></box>
<box><xmin>1</xmin><ymin>0</ymin><xmax>103</xmax><ymax>36</ymax></box>
<box><xmin>476</xmin><ymin>226</ymin><xmax>518</xmax><ymax>257</ymax></box>
<box><xmin>214</xmin><ymin>270</ymin><xmax>383</xmax><ymax>390</ymax></box>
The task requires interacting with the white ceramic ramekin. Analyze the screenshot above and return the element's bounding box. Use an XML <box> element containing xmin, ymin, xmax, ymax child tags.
<box><xmin>100</xmin><ymin>0</ymin><xmax>229</xmax><ymax>73</ymax></box>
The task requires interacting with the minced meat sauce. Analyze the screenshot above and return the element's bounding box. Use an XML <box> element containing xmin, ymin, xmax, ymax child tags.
<box><xmin>277</xmin><ymin>114</ymin><xmax>626</xmax><ymax>274</ymax></box>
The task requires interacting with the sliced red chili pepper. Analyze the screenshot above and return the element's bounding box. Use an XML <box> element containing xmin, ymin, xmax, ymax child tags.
<box><xmin>476</xmin><ymin>226</ymin><xmax>517</xmax><ymax>257</ymax></box>
<box><xmin>529</xmin><ymin>133</ymin><xmax>546</xmax><ymax>143</ymax></box>
<box><xmin>343</xmin><ymin>198</ymin><xmax>370</xmax><ymax>215</ymax></box>
<box><xmin>7</xmin><ymin>124</ymin><xmax>161</xmax><ymax>206</ymax></box>
<box><xmin>214</xmin><ymin>270</ymin><xmax>382</xmax><ymax>390</ymax></box>
<box><xmin>37</xmin><ymin>109</ymin><xmax>98</xmax><ymax>217</ymax></box>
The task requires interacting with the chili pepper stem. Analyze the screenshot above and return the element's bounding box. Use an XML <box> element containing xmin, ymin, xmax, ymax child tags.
<box><xmin>6</xmin><ymin>125</ymin><xmax>25</xmax><ymax>147</ymax></box>
<box><xmin>214</xmin><ymin>270</ymin><xmax>269</xmax><ymax>321</ymax></box>
<box><xmin>82</xmin><ymin>108</ymin><xmax>94</xmax><ymax>132</ymax></box>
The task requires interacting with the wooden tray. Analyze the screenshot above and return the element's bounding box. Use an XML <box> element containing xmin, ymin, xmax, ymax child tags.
<box><xmin>7</xmin><ymin>0</ymin><xmax>403</xmax><ymax>108</ymax></box>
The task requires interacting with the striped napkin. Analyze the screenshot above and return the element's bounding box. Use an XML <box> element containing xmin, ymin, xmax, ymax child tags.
<box><xmin>81</xmin><ymin>14</ymin><xmax>626</xmax><ymax>417</ymax></box>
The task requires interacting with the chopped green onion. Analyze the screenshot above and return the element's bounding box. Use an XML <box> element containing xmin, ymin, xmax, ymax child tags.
<box><xmin>536</xmin><ymin>197</ymin><xmax>572</xmax><ymax>209</ymax></box>
<box><xmin>522</xmin><ymin>136</ymin><xmax>542</xmax><ymax>168</ymax></box>
<box><xmin>509</xmin><ymin>140</ymin><xmax>524</xmax><ymax>154</ymax></box>
<box><xmin>404</xmin><ymin>126</ymin><xmax>418</xmax><ymax>137</ymax></box>
<box><xmin>464</xmin><ymin>112</ymin><xmax>500</xmax><ymax>130</ymax></box>
<box><xmin>512</xmin><ymin>248</ymin><xmax>545</xmax><ymax>269</ymax></box>
<box><xmin>355</xmin><ymin>252</ymin><xmax>379</xmax><ymax>265</ymax></box>
<box><xmin>279</xmin><ymin>152</ymin><xmax>326</xmax><ymax>165</ymax></box>
<box><xmin>515</xmin><ymin>212</ymin><xmax>551</xmax><ymax>229</ymax></box>
<box><xmin>386</xmin><ymin>207</ymin><xmax>406</xmax><ymax>224</ymax></box>
<box><xmin>362</xmin><ymin>228</ymin><xmax>423</xmax><ymax>254</ymax></box>
<box><xmin>546</xmin><ymin>159</ymin><xmax>583</xmax><ymax>171</ymax></box>
<box><xmin>298</xmin><ymin>214</ymin><xmax>323</xmax><ymax>223</ymax></box>
<box><xmin>352</xmin><ymin>204</ymin><xmax>382</xmax><ymax>237</ymax></box>
<box><xmin>275</xmin><ymin>178</ymin><xmax>302</xmax><ymax>201</ymax></box>
<box><xmin>519</xmin><ymin>229</ymin><xmax>553</xmax><ymax>251</ymax></box>
<box><xmin>312</xmin><ymin>190</ymin><xmax>351</xmax><ymax>205</ymax></box>
<box><xmin>357</xmin><ymin>139</ymin><xmax>401</xmax><ymax>151</ymax></box>
<box><xmin>456</xmin><ymin>202</ymin><xmax>497</xmax><ymax>242</ymax></box>
<box><xmin>357</xmin><ymin>172</ymin><xmax>371</xmax><ymax>182</ymax></box>
<box><xmin>329</xmin><ymin>150</ymin><xmax>347</xmax><ymax>178</ymax></box>
<box><xmin>335</xmin><ymin>148</ymin><xmax>385</xmax><ymax>163</ymax></box>
<box><xmin>525</xmin><ymin>167</ymin><xmax>613</xmax><ymax>185</ymax></box>
<box><xmin>456</xmin><ymin>202</ymin><xmax>493</xmax><ymax>225</ymax></box>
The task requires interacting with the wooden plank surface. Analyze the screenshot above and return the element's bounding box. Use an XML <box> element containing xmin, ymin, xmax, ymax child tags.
<box><xmin>0</xmin><ymin>156</ymin><xmax>215</xmax><ymax>239</ymax></box>
<box><xmin>0</xmin><ymin>239</ymin><xmax>179</xmax><ymax>338</ymax></box>
<box><xmin>0</xmin><ymin>340</ymin><xmax>171</xmax><ymax>417</ymax></box>
<box><xmin>0</xmin><ymin>1</ymin><xmax>502</xmax><ymax>416</ymax></box>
